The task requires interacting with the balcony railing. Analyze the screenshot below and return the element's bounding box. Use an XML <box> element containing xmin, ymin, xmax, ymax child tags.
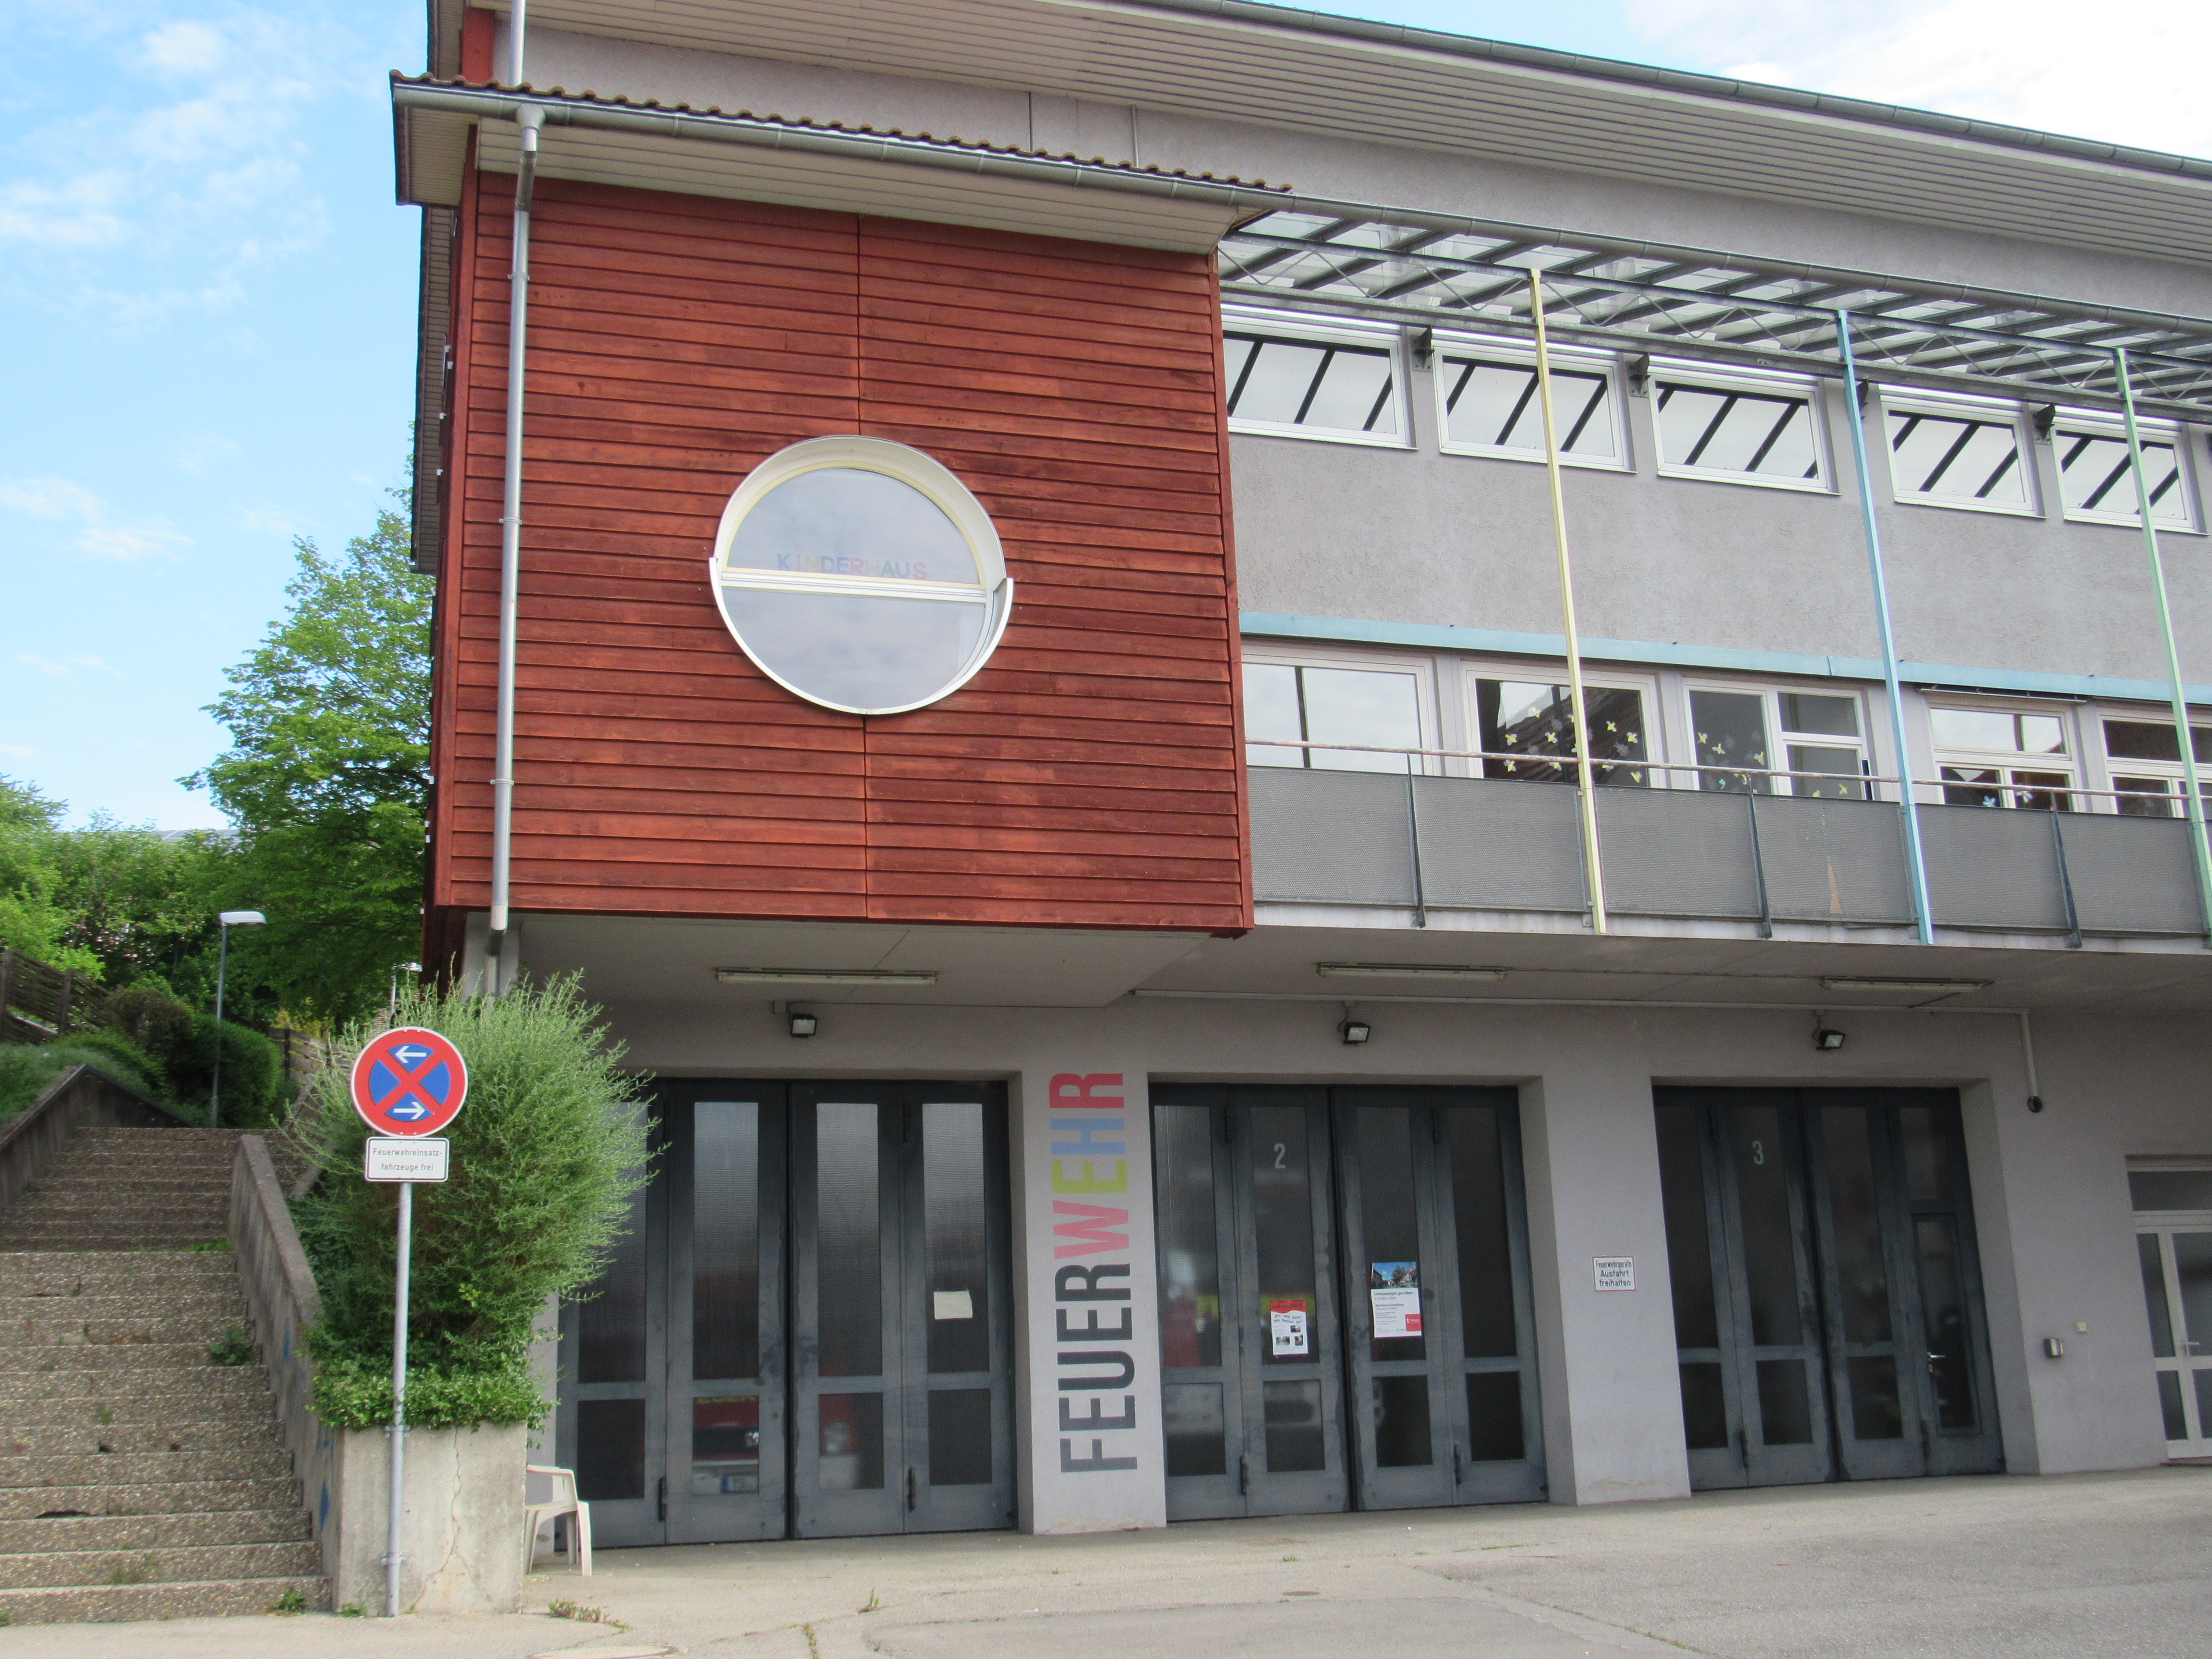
<box><xmin>1248</xmin><ymin>744</ymin><xmax>2210</xmax><ymax>943</ymax></box>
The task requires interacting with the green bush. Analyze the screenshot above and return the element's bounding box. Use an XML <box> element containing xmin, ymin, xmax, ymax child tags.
<box><xmin>47</xmin><ymin>1031</ymin><xmax>168</xmax><ymax>1103</ymax></box>
<box><xmin>294</xmin><ymin>976</ymin><xmax>652</xmax><ymax>1426</ymax></box>
<box><xmin>312</xmin><ymin>1354</ymin><xmax>550</xmax><ymax>1431</ymax></box>
<box><xmin>0</xmin><ymin>1037</ymin><xmax>168</xmax><ymax>1123</ymax></box>
<box><xmin>167</xmin><ymin>1014</ymin><xmax>284</xmax><ymax>1127</ymax></box>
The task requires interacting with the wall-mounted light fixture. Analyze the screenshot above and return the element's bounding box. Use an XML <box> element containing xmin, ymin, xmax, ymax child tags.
<box><xmin>1818</xmin><ymin>976</ymin><xmax>1987</xmax><ymax>995</ymax></box>
<box><xmin>788</xmin><ymin>1012</ymin><xmax>819</xmax><ymax>1038</ymax></box>
<box><xmin>1317</xmin><ymin>962</ymin><xmax>1506</xmax><ymax>982</ymax></box>
<box><xmin>720</xmin><ymin>967</ymin><xmax>937</xmax><ymax>986</ymax></box>
<box><xmin>1339</xmin><ymin>1018</ymin><xmax>1372</xmax><ymax>1045</ymax></box>
<box><xmin>1813</xmin><ymin>1027</ymin><xmax>1847</xmax><ymax>1051</ymax></box>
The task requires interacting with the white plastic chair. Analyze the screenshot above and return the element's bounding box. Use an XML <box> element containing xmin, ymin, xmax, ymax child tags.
<box><xmin>522</xmin><ymin>1464</ymin><xmax>593</xmax><ymax>1576</ymax></box>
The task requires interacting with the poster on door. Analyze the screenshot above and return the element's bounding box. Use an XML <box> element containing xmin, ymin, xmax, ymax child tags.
<box><xmin>1370</xmin><ymin>1261</ymin><xmax>1421</xmax><ymax>1339</ymax></box>
<box><xmin>1269</xmin><ymin>1299</ymin><xmax>1310</xmax><ymax>1357</ymax></box>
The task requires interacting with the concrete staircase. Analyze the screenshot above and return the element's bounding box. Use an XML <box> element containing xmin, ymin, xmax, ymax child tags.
<box><xmin>0</xmin><ymin>1127</ymin><xmax>325</xmax><ymax>1623</ymax></box>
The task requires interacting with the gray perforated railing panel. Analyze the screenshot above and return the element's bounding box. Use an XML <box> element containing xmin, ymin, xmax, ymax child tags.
<box><xmin>1249</xmin><ymin>767</ymin><xmax>1415</xmax><ymax>904</ymax></box>
<box><xmin>1752</xmin><ymin>795</ymin><xmax>1914</xmax><ymax>925</ymax></box>
<box><xmin>1596</xmin><ymin>788</ymin><xmax>1761</xmax><ymax>919</ymax></box>
<box><xmin>1918</xmin><ymin>805</ymin><xmax>2068</xmax><ymax>930</ymax></box>
<box><xmin>1414</xmin><ymin>776</ymin><xmax>1585</xmax><ymax>912</ymax></box>
<box><xmin>2056</xmin><ymin>813</ymin><xmax>2206</xmax><ymax>935</ymax></box>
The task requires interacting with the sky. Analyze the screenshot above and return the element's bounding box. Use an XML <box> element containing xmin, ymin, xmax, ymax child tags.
<box><xmin>2</xmin><ymin>0</ymin><xmax>2207</xmax><ymax>831</ymax></box>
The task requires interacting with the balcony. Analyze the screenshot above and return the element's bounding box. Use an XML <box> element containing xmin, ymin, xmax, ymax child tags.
<box><xmin>1248</xmin><ymin>765</ymin><xmax>2208</xmax><ymax>945</ymax></box>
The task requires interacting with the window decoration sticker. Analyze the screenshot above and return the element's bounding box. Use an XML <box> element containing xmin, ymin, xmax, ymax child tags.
<box><xmin>708</xmin><ymin>435</ymin><xmax>1013</xmax><ymax>716</ymax></box>
<box><xmin>1370</xmin><ymin>1261</ymin><xmax>1421</xmax><ymax>1339</ymax></box>
<box><xmin>1269</xmin><ymin>1299</ymin><xmax>1311</xmax><ymax>1357</ymax></box>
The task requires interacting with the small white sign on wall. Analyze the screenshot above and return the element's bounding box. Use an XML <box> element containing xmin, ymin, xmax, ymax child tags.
<box><xmin>1593</xmin><ymin>1255</ymin><xmax>1635</xmax><ymax>1292</ymax></box>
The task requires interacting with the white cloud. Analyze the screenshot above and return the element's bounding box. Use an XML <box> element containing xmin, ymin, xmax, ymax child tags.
<box><xmin>16</xmin><ymin>653</ymin><xmax>121</xmax><ymax>681</ymax></box>
<box><xmin>170</xmin><ymin>430</ymin><xmax>240</xmax><ymax>475</ymax></box>
<box><xmin>0</xmin><ymin>745</ymin><xmax>40</xmax><ymax>761</ymax></box>
<box><xmin>0</xmin><ymin>475</ymin><xmax>191</xmax><ymax>560</ymax></box>
<box><xmin>0</xmin><ymin>9</ymin><xmax>375</xmax><ymax>322</ymax></box>
<box><xmin>1629</xmin><ymin>0</ymin><xmax>2212</xmax><ymax>160</ymax></box>
<box><xmin>234</xmin><ymin>505</ymin><xmax>300</xmax><ymax>536</ymax></box>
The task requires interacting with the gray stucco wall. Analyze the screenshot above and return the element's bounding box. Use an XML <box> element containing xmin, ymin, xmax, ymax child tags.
<box><xmin>593</xmin><ymin>983</ymin><xmax>2202</xmax><ymax>1511</ymax></box>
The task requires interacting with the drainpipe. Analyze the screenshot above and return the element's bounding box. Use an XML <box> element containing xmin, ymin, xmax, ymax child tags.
<box><xmin>487</xmin><ymin>0</ymin><xmax>537</xmax><ymax>995</ymax></box>
<box><xmin>1527</xmin><ymin>272</ymin><xmax>1609</xmax><ymax>934</ymax></box>
<box><xmin>1836</xmin><ymin>313</ymin><xmax>1936</xmax><ymax>945</ymax></box>
<box><xmin>2114</xmin><ymin>347</ymin><xmax>2212</xmax><ymax>939</ymax></box>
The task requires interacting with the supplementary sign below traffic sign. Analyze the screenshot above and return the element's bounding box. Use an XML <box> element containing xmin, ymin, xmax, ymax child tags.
<box><xmin>350</xmin><ymin>1026</ymin><xmax>469</xmax><ymax>1138</ymax></box>
<box><xmin>364</xmin><ymin>1137</ymin><xmax>449</xmax><ymax>1183</ymax></box>
<box><xmin>1593</xmin><ymin>1256</ymin><xmax>1636</xmax><ymax>1292</ymax></box>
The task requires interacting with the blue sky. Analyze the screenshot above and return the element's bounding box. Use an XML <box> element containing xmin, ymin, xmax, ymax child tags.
<box><xmin>2</xmin><ymin>0</ymin><xmax>2206</xmax><ymax>830</ymax></box>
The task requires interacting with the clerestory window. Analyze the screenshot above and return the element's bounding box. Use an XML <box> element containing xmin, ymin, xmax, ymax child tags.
<box><xmin>1651</xmin><ymin>361</ymin><xmax>1831</xmax><ymax>492</ymax></box>
<box><xmin>1883</xmin><ymin>392</ymin><xmax>2037</xmax><ymax>517</ymax></box>
<box><xmin>1223</xmin><ymin>309</ymin><xmax>1406</xmax><ymax>446</ymax></box>
<box><xmin>2048</xmin><ymin>409</ymin><xmax>2202</xmax><ymax>533</ymax></box>
<box><xmin>1434</xmin><ymin>335</ymin><xmax>1629</xmax><ymax>469</ymax></box>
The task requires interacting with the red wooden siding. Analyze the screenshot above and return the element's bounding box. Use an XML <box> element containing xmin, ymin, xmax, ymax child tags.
<box><xmin>430</xmin><ymin>176</ymin><xmax>1250</xmax><ymax>933</ymax></box>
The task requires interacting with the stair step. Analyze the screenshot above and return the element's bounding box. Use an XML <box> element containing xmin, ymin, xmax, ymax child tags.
<box><xmin>0</xmin><ymin>1342</ymin><xmax>245</xmax><ymax>1372</ymax></box>
<box><xmin>0</xmin><ymin>1574</ymin><xmax>325</xmax><ymax>1623</ymax></box>
<box><xmin>0</xmin><ymin>1291</ymin><xmax>243</xmax><ymax>1324</ymax></box>
<box><xmin>0</xmin><ymin>1420</ymin><xmax>283</xmax><ymax>1457</ymax></box>
<box><xmin>0</xmin><ymin>1253</ymin><xmax>241</xmax><ymax>1294</ymax></box>
<box><xmin>22</xmin><ymin>1174</ymin><xmax>230</xmax><ymax>1195</ymax></box>
<box><xmin>0</xmin><ymin>1238</ymin><xmax>234</xmax><ymax>1256</ymax></box>
<box><xmin>0</xmin><ymin>1368</ymin><xmax>272</xmax><ymax>1417</ymax></box>
<box><xmin>0</xmin><ymin>1538</ymin><xmax>322</xmax><ymax>1591</ymax></box>
<box><xmin>0</xmin><ymin>1477</ymin><xmax>300</xmax><ymax>1522</ymax></box>
<box><xmin>0</xmin><ymin>1311</ymin><xmax>248</xmax><ymax>1347</ymax></box>
<box><xmin>0</xmin><ymin>1507</ymin><xmax>311</xmax><ymax>1554</ymax></box>
<box><xmin>0</xmin><ymin>1448</ymin><xmax>294</xmax><ymax>1489</ymax></box>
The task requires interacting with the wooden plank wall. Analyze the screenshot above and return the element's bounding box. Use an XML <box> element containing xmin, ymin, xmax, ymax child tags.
<box><xmin>429</xmin><ymin>175</ymin><xmax>1250</xmax><ymax>936</ymax></box>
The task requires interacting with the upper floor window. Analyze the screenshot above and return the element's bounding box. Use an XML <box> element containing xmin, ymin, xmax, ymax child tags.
<box><xmin>1473</xmin><ymin>677</ymin><xmax>1649</xmax><ymax>787</ymax></box>
<box><xmin>1223</xmin><ymin>310</ymin><xmax>1405</xmax><ymax>446</ymax></box>
<box><xmin>1883</xmin><ymin>392</ymin><xmax>2036</xmax><ymax>516</ymax></box>
<box><xmin>1434</xmin><ymin>335</ymin><xmax>1628</xmax><ymax>470</ymax></box>
<box><xmin>2103</xmin><ymin>717</ymin><xmax>2212</xmax><ymax>817</ymax></box>
<box><xmin>1688</xmin><ymin>687</ymin><xmax>1869</xmax><ymax>798</ymax></box>
<box><xmin>1246</xmin><ymin>661</ymin><xmax>1424</xmax><ymax>772</ymax></box>
<box><xmin>2048</xmin><ymin>409</ymin><xmax>2202</xmax><ymax>532</ymax></box>
<box><xmin>1931</xmin><ymin>706</ymin><xmax>2073</xmax><ymax>810</ymax></box>
<box><xmin>1651</xmin><ymin>361</ymin><xmax>1830</xmax><ymax>492</ymax></box>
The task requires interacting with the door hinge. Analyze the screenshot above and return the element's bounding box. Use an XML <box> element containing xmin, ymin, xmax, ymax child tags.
<box><xmin>1238</xmin><ymin>1452</ymin><xmax>1251</xmax><ymax>1496</ymax></box>
<box><xmin>1737</xmin><ymin>1427</ymin><xmax>1749</xmax><ymax>1464</ymax></box>
<box><xmin>1919</xmin><ymin>1420</ymin><xmax>1932</xmax><ymax>1465</ymax></box>
<box><xmin>906</xmin><ymin>1467</ymin><xmax>917</xmax><ymax>1512</ymax></box>
<box><xmin>657</xmin><ymin>1475</ymin><xmax>668</xmax><ymax>1522</ymax></box>
<box><xmin>1453</xmin><ymin>1444</ymin><xmax>1463</xmax><ymax>1485</ymax></box>
<box><xmin>1221</xmin><ymin>1108</ymin><xmax>1234</xmax><ymax>1146</ymax></box>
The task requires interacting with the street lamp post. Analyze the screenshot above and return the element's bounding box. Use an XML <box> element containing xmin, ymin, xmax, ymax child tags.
<box><xmin>211</xmin><ymin>911</ymin><xmax>266</xmax><ymax>1128</ymax></box>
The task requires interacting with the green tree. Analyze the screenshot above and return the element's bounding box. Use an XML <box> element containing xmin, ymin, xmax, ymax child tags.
<box><xmin>186</xmin><ymin>498</ymin><xmax>433</xmax><ymax>1025</ymax></box>
<box><xmin>0</xmin><ymin>776</ymin><xmax>98</xmax><ymax>973</ymax></box>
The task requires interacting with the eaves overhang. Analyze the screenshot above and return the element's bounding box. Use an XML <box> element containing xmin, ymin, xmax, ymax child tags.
<box><xmin>444</xmin><ymin>0</ymin><xmax>2212</xmax><ymax>266</ymax></box>
<box><xmin>391</xmin><ymin>75</ymin><xmax>1287</xmax><ymax>252</ymax></box>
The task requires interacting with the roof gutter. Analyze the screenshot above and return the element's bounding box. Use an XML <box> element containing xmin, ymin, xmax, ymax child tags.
<box><xmin>1107</xmin><ymin>0</ymin><xmax>2212</xmax><ymax>187</ymax></box>
<box><xmin>390</xmin><ymin>80</ymin><xmax>1289</xmax><ymax>216</ymax></box>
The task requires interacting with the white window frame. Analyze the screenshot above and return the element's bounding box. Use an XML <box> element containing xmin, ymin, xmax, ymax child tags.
<box><xmin>1880</xmin><ymin>388</ymin><xmax>2041</xmax><ymax>519</ymax></box>
<box><xmin>1461</xmin><ymin>661</ymin><xmax>1662</xmax><ymax>788</ymax></box>
<box><xmin>1241</xmin><ymin>644</ymin><xmax>1439</xmax><ymax>773</ymax></box>
<box><xmin>1221</xmin><ymin>305</ymin><xmax>1411</xmax><ymax>450</ymax></box>
<box><xmin>2046</xmin><ymin>407</ymin><xmax>2205</xmax><ymax>534</ymax></box>
<box><xmin>1926</xmin><ymin>697</ymin><xmax>2080</xmax><ymax>811</ymax></box>
<box><xmin>1648</xmin><ymin>357</ymin><xmax>1836</xmax><ymax>495</ymax></box>
<box><xmin>1431</xmin><ymin>330</ymin><xmax>1632</xmax><ymax>472</ymax></box>
<box><xmin>1678</xmin><ymin>681</ymin><xmax>1873</xmax><ymax>798</ymax></box>
<box><xmin>2096</xmin><ymin>710</ymin><xmax>2212</xmax><ymax>818</ymax></box>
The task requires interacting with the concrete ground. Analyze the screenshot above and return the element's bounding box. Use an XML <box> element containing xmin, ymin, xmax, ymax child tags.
<box><xmin>7</xmin><ymin>1467</ymin><xmax>2209</xmax><ymax>1659</ymax></box>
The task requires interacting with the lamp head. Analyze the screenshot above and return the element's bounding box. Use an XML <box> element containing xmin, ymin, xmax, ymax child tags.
<box><xmin>218</xmin><ymin>911</ymin><xmax>266</xmax><ymax>927</ymax></box>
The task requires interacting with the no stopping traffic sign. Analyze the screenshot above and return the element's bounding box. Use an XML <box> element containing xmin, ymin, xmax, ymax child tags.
<box><xmin>350</xmin><ymin>1026</ymin><xmax>469</xmax><ymax>1138</ymax></box>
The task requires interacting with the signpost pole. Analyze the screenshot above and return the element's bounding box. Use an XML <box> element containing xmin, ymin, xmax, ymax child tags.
<box><xmin>386</xmin><ymin>1178</ymin><xmax>412</xmax><ymax>1618</ymax></box>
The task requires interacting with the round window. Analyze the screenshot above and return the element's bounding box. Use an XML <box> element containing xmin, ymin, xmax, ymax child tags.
<box><xmin>708</xmin><ymin>436</ymin><xmax>1013</xmax><ymax>715</ymax></box>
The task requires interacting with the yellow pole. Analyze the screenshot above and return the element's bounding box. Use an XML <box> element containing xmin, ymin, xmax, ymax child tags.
<box><xmin>1529</xmin><ymin>271</ymin><xmax>1609</xmax><ymax>933</ymax></box>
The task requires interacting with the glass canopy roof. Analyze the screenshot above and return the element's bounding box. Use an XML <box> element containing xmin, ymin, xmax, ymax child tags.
<box><xmin>1219</xmin><ymin>210</ymin><xmax>2212</xmax><ymax>419</ymax></box>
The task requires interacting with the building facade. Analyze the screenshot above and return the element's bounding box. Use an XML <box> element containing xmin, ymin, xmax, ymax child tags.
<box><xmin>394</xmin><ymin>0</ymin><xmax>2212</xmax><ymax>1541</ymax></box>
